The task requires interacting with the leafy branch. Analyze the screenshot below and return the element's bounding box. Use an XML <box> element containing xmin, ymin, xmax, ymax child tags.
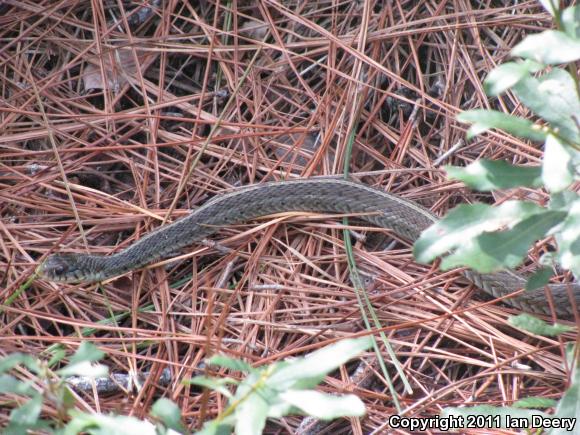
<box><xmin>0</xmin><ymin>337</ymin><xmax>372</xmax><ymax>435</ymax></box>
<box><xmin>414</xmin><ymin>1</ymin><xmax>580</xmax><ymax>290</ymax></box>
<box><xmin>191</xmin><ymin>337</ymin><xmax>372</xmax><ymax>435</ymax></box>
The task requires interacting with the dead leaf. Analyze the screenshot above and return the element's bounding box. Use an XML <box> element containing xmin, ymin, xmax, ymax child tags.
<box><xmin>82</xmin><ymin>49</ymin><xmax>143</xmax><ymax>93</ymax></box>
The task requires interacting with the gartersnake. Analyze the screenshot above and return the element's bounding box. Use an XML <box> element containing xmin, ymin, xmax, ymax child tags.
<box><xmin>39</xmin><ymin>178</ymin><xmax>578</xmax><ymax>317</ymax></box>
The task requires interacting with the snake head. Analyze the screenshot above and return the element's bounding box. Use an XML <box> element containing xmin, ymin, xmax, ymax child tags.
<box><xmin>39</xmin><ymin>254</ymin><xmax>97</xmax><ymax>283</ymax></box>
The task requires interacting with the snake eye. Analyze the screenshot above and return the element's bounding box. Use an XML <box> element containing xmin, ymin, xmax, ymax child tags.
<box><xmin>54</xmin><ymin>265</ymin><xmax>66</xmax><ymax>275</ymax></box>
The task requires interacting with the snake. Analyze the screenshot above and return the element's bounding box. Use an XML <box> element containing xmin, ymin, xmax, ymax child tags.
<box><xmin>39</xmin><ymin>178</ymin><xmax>578</xmax><ymax>317</ymax></box>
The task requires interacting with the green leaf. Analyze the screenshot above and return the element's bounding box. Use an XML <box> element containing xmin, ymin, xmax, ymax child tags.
<box><xmin>195</xmin><ymin>420</ymin><xmax>233</xmax><ymax>435</ymax></box>
<box><xmin>206</xmin><ymin>355</ymin><xmax>254</xmax><ymax>373</ymax></box>
<box><xmin>509</xmin><ymin>313</ymin><xmax>573</xmax><ymax>336</ymax></box>
<box><xmin>0</xmin><ymin>374</ymin><xmax>37</xmax><ymax>396</ymax></box>
<box><xmin>525</xmin><ymin>267</ymin><xmax>554</xmax><ymax>291</ymax></box>
<box><xmin>446</xmin><ymin>160</ymin><xmax>542</xmax><ymax>191</ymax></box>
<box><xmin>513</xmin><ymin>70</ymin><xmax>580</xmax><ymax>144</ymax></box>
<box><xmin>543</xmin><ymin>134</ymin><xmax>575</xmax><ymax>193</ymax></box>
<box><xmin>483</xmin><ymin>61</ymin><xmax>544</xmax><ymax>96</ymax></box>
<box><xmin>64</xmin><ymin>410</ymin><xmax>157</xmax><ymax>435</ymax></box>
<box><xmin>565</xmin><ymin>343</ymin><xmax>576</xmax><ymax>367</ymax></box>
<box><xmin>550</xmin><ymin>190</ymin><xmax>580</xmax><ymax>211</ymax></box>
<box><xmin>57</xmin><ymin>386</ymin><xmax>76</xmax><ymax>414</ymax></box>
<box><xmin>555</xmin><ymin>198</ymin><xmax>580</xmax><ymax>277</ymax></box>
<box><xmin>234</xmin><ymin>388</ymin><xmax>268</xmax><ymax>435</ymax></box>
<box><xmin>150</xmin><ymin>398</ymin><xmax>186</xmax><ymax>433</ymax></box>
<box><xmin>539</xmin><ymin>252</ymin><xmax>555</xmax><ymax>266</ymax></box>
<box><xmin>279</xmin><ymin>390</ymin><xmax>365</xmax><ymax>419</ymax></box>
<box><xmin>268</xmin><ymin>337</ymin><xmax>372</xmax><ymax>390</ymax></box>
<box><xmin>266</xmin><ymin>397</ymin><xmax>297</xmax><ymax>419</ymax></box>
<box><xmin>0</xmin><ymin>353</ymin><xmax>40</xmax><ymax>375</ymax></box>
<box><xmin>513</xmin><ymin>396</ymin><xmax>557</xmax><ymax>409</ymax></box>
<box><xmin>0</xmin><ymin>354</ymin><xmax>26</xmax><ymax>373</ymax></box>
<box><xmin>68</xmin><ymin>342</ymin><xmax>104</xmax><ymax>365</ymax></box>
<box><xmin>8</xmin><ymin>394</ymin><xmax>43</xmax><ymax>431</ymax></box>
<box><xmin>512</xmin><ymin>30</ymin><xmax>580</xmax><ymax>64</ymax></box>
<box><xmin>48</xmin><ymin>347</ymin><xmax>67</xmax><ymax>368</ymax></box>
<box><xmin>562</xmin><ymin>6</ymin><xmax>580</xmax><ymax>38</ymax></box>
<box><xmin>5</xmin><ymin>420</ymin><xmax>52</xmax><ymax>435</ymax></box>
<box><xmin>553</xmin><ymin>355</ymin><xmax>580</xmax><ymax>435</ymax></box>
<box><xmin>457</xmin><ymin>110</ymin><xmax>547</xmax><ymax>141</ymax></box>
<box><xmin>185</xmin><ymin>376</ymin><xmax>237</xmax><ymax>398</ymax></box>
<box><xmin>414</xmin><ymin>201</ymin><xmax>545</xmax><ymax>265</ymax></box>
<box><xmin>57</xmin><ymin>361</ymin><xmax>108</xmax><ymax>378</ymax></box>
<box><xmin>440</xmin><ymin>211</ymin><xmax>566</xmax><ymax>273</ymax></box>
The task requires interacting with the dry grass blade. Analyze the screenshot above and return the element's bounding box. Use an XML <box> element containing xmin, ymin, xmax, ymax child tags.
<box><xmin>0</xmin><ymin>1</ymin><xmax>571</xmax><ymax>433</ymax></box>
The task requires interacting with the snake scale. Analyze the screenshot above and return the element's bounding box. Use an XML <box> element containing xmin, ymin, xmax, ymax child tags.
<box><xmin>39</xmin><ymin>178</ymin><xmax>578</xmax><ymax>317</ymax></box>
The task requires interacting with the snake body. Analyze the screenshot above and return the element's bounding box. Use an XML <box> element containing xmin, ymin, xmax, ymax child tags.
<box><xmin>40</xmin><ymin>179</ymin><xmax>578</xmax><ymax>317</ymax></box>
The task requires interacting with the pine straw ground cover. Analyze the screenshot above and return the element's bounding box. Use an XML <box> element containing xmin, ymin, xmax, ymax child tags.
<box><xmin>0</xmin><ymin>1</ymin><xmax>574</xmax><ymax>434</ymax></box>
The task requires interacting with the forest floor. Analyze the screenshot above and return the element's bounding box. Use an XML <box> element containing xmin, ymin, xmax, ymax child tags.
<box><xmin>0</xmin><ymin>1</ymin><xmax>571</xmax><ymax>434</ymax></box>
